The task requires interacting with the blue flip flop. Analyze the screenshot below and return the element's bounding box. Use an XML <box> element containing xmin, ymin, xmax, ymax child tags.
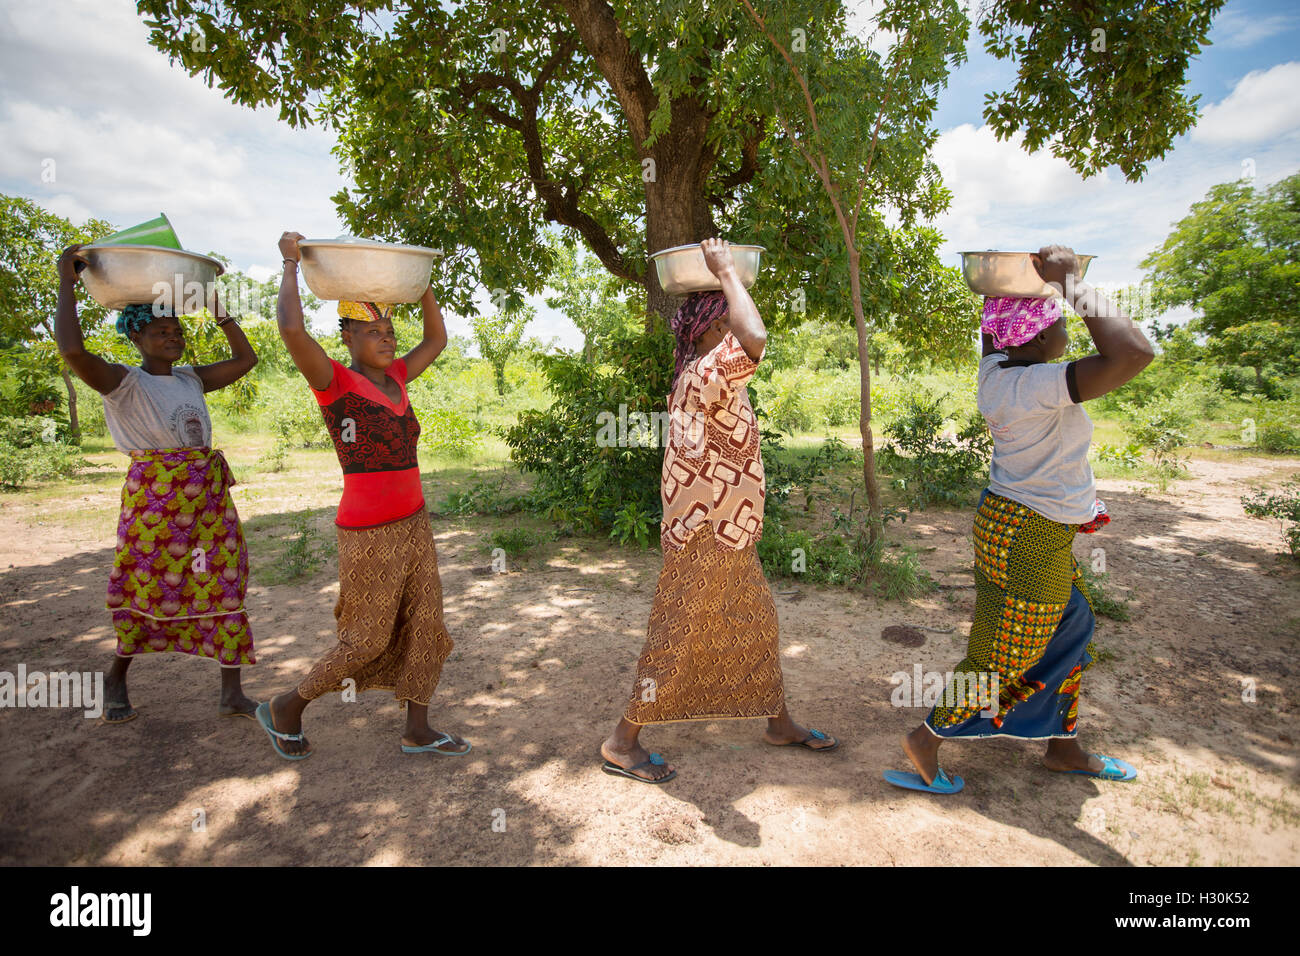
<box><xmin>401</xmin><ymin>732</ymin><xmax>472</xmax><ymax>755</ymax></box>
<box><xmin>1059</xmin><ymin>754</ymin><xmax>1137</xmax><ymax>781</ymax></box>
<box><xmin>883</xmin><ymin>767</ymin><xmax>965</xmax><ymax>794</ymax></box>
<box><xmin>255</xmin><ymin>701</ymin><xmax>311</xmax><ymax>761</ymax></box>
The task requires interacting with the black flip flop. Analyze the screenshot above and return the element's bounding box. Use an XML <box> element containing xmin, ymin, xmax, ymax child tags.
<box><xmin>771</xmin><ymin>728</ymin><xmax>840</xmax><ymax>752</ymax></box>
<box><xmin>602</xmin><ymin>752</ymin><xmax>677</xmax><ymax>784</ymax></box>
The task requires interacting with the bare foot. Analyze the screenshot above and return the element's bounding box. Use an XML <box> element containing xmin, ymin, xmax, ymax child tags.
<box><xmin>901</xmin><ymin>725</ymin><xmax>941</xmax><ymax>785</ymax></box>
<box><xmin>600</xmin><ymin>736</ymin><xmax>675</xmax><ymax>781</ymax></box>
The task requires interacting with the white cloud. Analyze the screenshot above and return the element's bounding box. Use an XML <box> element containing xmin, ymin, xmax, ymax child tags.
<box><xmin>1193</xmin><ymin>61</ymin><xmax>1300</xmax><ymax>144</ymax></box>
<box><xmin>929</xmin><ymin>122</ymin><xmax>1299</xmax><ymax>294</ymax></box>
<box><xmin>1210</xmin><ymin>8</ymin><xmax>1298</xmax><ymax>50</ymax></box>
<box><xmin>0</xmin><ymin>0</ymin><xmax>348</xmax><ymax>274</ymax></box>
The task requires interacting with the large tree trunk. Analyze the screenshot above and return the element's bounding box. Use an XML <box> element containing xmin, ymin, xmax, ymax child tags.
<box><xmin>641</xmin><ymin>100</ymin><xmax>720</xmax><ymax>329</ymax></box>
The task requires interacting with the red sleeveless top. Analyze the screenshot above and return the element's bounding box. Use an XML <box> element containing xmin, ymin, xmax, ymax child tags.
<box><xmin>311</xmin><ymin>358</ymin><xmax>425</xmax><ymax>528</ymax></box>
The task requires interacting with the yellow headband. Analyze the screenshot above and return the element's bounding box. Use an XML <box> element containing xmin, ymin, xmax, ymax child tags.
<box><xmin>338</xmin><ymin>301</ymin><xmax>394</xmax><ymax>322</ymax></box>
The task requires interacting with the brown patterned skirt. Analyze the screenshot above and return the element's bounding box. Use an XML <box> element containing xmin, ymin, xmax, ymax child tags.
<box><xmin>624</xmin><ymin>522</ymin><xmax>785</xmax><ymax>724</ymax></box>
<box><xmin>298</xmin><ymin>509</ymin><xmax>453</xmax><ymax>706</ymax></box>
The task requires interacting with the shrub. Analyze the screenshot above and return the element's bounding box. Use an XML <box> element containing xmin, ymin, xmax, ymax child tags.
<box><xmin>880</xmin><ymin>389</ymin><xmax>993</xmax><ymax>508</ymax></box>
<box><xmin>418</xmin><ymin>407</ymin><xmax>478</xmax><ymax>459</ymax></box>
<box><xmin>0</xmin><ymin>416</ymin><xmax>87</xmax><ymax>488</ymax></box>
<box><xmin>438</xmin><ymin>477</ymin><xmax>524</xmax><ymax>516</ymax></box>
<box><xmin>1120</xmin><ymin>388</ymin><xmax>1194</xmax><ymax>473</ymax></box>
<box><xmin>483</xmin><ymin>527</ymin><xmax>547</xmax><ymax>559</ymax></box>
<box><xmin>1094</xmin><ymin>442</ymin><xmax>1144</xmax><ymax>469</ymax></box>
<box><xmin>761</xmin><ymin>367</ymin><xmax>819</xmax><ymax>433</ymax></box>
<box><xmin>1217</xmin><ymin>366</ymin><xmax>1254</xmax><ymax>397</ymax></box>
<box><xmin>1241</xmin><ymin>477</ymin><xmax>1300</xmax><ymax>559</ymax></box>
<box><xmin>503</xmin><ymin>324</ymin><xmax>672</xmax><ymax>536</ymax></box>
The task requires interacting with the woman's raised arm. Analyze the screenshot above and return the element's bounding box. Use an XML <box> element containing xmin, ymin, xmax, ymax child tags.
<box><xmin>54</xmin><ymin>244</ymin><xmax>127</xmax><ymax>395</ymax></box>
<box><xmin>275</xmin><ymin>231</ymin><xmax>333</xmax><ymax>391</ymax></box>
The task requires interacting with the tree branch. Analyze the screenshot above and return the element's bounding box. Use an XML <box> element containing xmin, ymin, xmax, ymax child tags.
<box><xmin>556</xmin><ymin>0</ymin><xmax>657</xmax><ymax>151</ymax></box>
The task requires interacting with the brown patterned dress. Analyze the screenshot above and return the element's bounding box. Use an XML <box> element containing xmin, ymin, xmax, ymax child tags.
<box><xmin>296</xmin><ymin>359</ymin><xmax>453</xmax><ymax>706</ymax></box>
<box><xmin>624</xmin><ymin>332</ymin><xmax>784</xmax><ymax>724</ymax></box>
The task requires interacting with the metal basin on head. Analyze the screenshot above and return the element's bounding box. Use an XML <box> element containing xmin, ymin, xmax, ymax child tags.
<box><xmin>960</xmin><ymin>251</ymin><xmax>1095</xmax><ymax>298</ymax></box>
<box><xmin>298</xmin><ymin>238</ymin><xmax>437</xmax><ymax>303</ymax></box>
<box><xmin>651</xmin><ymin>243</ymin><xmax>765</xmax><ymax>295</ymax></box>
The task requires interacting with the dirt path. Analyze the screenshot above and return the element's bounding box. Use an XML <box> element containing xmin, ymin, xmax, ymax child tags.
<box><xmin>1</xmin><ymin>455</ymin><xmax>1297</xmax><ymax>866</ymax></box>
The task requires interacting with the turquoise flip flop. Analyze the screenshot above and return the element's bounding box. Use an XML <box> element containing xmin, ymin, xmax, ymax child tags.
<box><xmin>255</xmin><ymin>701</ymin><xmax>311</xmax><ymax>761</ymax></box>
<box><xmin>602</xmin><ymin>752</ymin><xmax>677</xmax><ymax>784</ymax></box>
<box><xmin>883</xmin><ymin>767</ymin><xmax>965</xmax><ymax>794</ymax></box>
<box><xmin>401</xmin><ymin>732</ymin><xmax>472</xmax><ymax>755</ymax></box>
<box><xmin>1059</xmin><ymin>754</ymin><xmax>1137</xmax><ymax>781</ymax></box>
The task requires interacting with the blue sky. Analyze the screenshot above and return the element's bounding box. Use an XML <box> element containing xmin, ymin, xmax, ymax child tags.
<box><xmin>1</xmin><ymin>0</ymin><xmax>1296</xmax><ymax>345</ymax></box>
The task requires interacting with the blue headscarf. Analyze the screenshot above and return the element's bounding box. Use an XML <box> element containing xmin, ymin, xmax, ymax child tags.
<box><xmin>116</xmin><ymin>303</ymin><xmax>173</xmax><ymax>338</ymax></box>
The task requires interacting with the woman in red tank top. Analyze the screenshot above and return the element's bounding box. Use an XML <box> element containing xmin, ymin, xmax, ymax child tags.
<box><xmin>253</xmin><ymin>231</ymin><xmax>469</xmax><ymax>760</ymax></box>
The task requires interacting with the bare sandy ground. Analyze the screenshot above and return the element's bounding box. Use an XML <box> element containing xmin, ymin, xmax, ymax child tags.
<box><xmin>1</xmin><ymin>453</ymin><xmax>1297</xmax><ymax>866</ymax></box>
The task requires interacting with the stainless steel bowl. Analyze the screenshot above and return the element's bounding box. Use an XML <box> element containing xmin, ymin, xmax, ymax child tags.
<box><xmin>298</xmin><ymin>238</ymin><xmax>437</xmax><ymax>302</ymax></box>
<box><xmin>960</xmin><ymin>251</ymin><xmax>1095</xmax><ymax>298</ymax></box>
<box><xmin>651</xmin><ymin>243</ymin><xmax>765</xmax><ymax>295</ymax></box>
<box><xmin>78</xmin><ymin>244</ymin><xmax>224</xmax><ymax>312</ymax></box>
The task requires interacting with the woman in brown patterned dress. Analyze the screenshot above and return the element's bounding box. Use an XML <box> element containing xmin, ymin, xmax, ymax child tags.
<box><xmin>600</xmin><ymin>238</ymin><xmax>839</xmax><ymax>783</ymax></box>
<box><xmin>253</xmin><ymin>231</ymin><xmax>468</xmax><ymax>760</ymax></box>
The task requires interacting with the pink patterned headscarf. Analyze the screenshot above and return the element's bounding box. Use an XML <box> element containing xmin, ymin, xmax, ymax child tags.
<box><xmin>669</xmin><ymin>291</ymin><xmax>729</xmax><ymax>389</ymax></box>
<box><xmin>981</xmin><ymin>296</ymin><xmax>1062</xmax><ymax>349</ymax></box>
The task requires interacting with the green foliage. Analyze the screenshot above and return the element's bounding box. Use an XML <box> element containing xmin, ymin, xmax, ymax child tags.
<box><xmin>1120</xmin><ymin>390</ymin><xmax>1193</xmax><ymax>473</ymax></box>
<box><xmin>438</xmin><ymin>477</ymin><xmax>524</xmax><ymax>516</ymax></box>
<box><xmin>270</xmin><ymin>515</ymin><xmax>323</xmax><ymax>582</ymax></box>
<box><xmin>1144</xmin><ymin>174</ymin><xmax>1300</xmax><ymax>344</ymax></box>
<box><xmin>257</xmin><ymin>420</ymin><xmax>292</xmax><ymax>473</ymax></box>
<box><xmin>0</xmin><ymin>416</ymin><xmax>88</xmax><ymax>488</ymax></box>
<box><xmin>418</xmin><ymin>407</ymin><xmax>479</xmax><ymax>459</ymax></box>
<box><xmin>503</xmin><ymin>323</ymin><xmax>672</xmax><ymax>536</ymax></box>
<box><xmin>543</xmin><ymin>239</ymin><xmax>639</xmax><ymax>360</ymax></box>
<box><xmin>1241</xmin><ymin>477</ymin><xmax>1300</xmax><ymax>560</ymax></box>
<box><xmin>1075</xmin><ymin>564</ymin><xmax>1132</xmax><ymax>622</ymax></box>
<box><xmin>1252</xmin><ymin>400</ymin><xmax>1300</xmax><ymax>453</ymax></box>
<box><xmin>610</xmin><ymin>501</ymin><xmax>656</xmax><ymax>549</ymax></box>
<box><xmin>863</xmin><ymin>541</ymin><xmax>937</xmax><ymax>601</ymax></box>
<box><xmin>879</xmin><ymin>389</ymin><xmax>993</xmax><ymax>508</ymax></box>
<box><xmin>0</xmin><ymin>193</ymin><xmax>114</xmax><ymax>434</ymax></box>
<box><xmin>1094</xmin><ymin>442</ymin><xmax>1144</xmax><ymax>470</ymax></box>
<box><xmin>472</xmin><ymin>306</ymin><xmax>533</xmax><ymax>396</ymax></box>
<box><xmin>483</xmin><ymin>527</ymin><xmax>547</xmax><ymax>560</ymax></box>
<box><xmin>979</xmin><ymin>1</ymin><xmax>1224</xmax><ymax>180</ymax></box>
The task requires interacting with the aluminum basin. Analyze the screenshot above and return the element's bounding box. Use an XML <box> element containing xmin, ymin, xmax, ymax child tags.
<box><xmin>651</xmin><ymin>243</ymin><xmax>764</xmax><ymax>295</ymax></box>
<box><xmin>78</xmin><ymin>245</ymin><xmax>224</xmax><ymax>312</ymax></box>
<box><xmin>960</xmin><ymin>251</ymin><xmax>1095</xmax><ymax>298</ymax></box>
<box><xmin>298</xmin><ymin>239</ymin><xmax>436</xmax><ymax>303</ymax></box>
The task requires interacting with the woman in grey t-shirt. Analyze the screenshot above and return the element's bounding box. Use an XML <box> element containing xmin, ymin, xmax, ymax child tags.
<box><xmin>54</xmin><ymin>244</ymin><xmax>259</xmax><ymax>725</ymax></box>
<box><xmin>887</xmin><ymin>245</ymin><xmax>1155</xmax><ymax>795</ymax></box>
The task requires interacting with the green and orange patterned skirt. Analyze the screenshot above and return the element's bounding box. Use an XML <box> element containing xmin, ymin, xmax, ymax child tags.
<box><xmin>927</xmin><ymin>489</ymin><xmax>1096</xmax><ymax>739</ymax></box>
<box><xmin>106</xmin><ymin>448</ymin><xmax>254</xmax><ymax>666</ymax></box>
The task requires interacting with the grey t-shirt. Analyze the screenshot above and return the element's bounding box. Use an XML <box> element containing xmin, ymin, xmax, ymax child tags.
<box><xmin>977</xmin><ymin>353</ymin><xmax>1098</xmax><ymax>525</ymax></box>
<box><xmin>102</xmin><ymin>365</ymin><xmax>212</xmax><ymax>453</ymax></box>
